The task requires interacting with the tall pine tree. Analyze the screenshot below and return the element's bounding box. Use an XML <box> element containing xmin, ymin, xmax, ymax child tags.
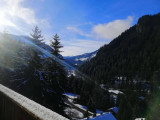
<box><xmin>30</xmin><ymin>26</ymin><xmax>44</xmax><ymax>46</ymax></box>
<box><xmin>50</xmin><ymin>34</ymin><xmax>63</xmax><ymax>59</ymax></box>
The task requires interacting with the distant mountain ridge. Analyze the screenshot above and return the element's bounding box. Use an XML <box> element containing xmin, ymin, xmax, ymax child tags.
<box><xmin>64</xmin><ymin>50</ymin><xmax>98</xmax><ymax>67</ymax></box>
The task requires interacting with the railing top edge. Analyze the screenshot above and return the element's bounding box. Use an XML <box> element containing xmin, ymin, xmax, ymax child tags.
<box><xmin>0</xmin><ymin>84</ymin><xmax>68</xmax><ymax>120</ymax></box>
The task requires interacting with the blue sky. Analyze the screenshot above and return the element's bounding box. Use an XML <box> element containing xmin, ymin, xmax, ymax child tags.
<box><xmin>0</xmin><ymin>0</ymin><xmax>159</xmax><ymax>56</ymax></box>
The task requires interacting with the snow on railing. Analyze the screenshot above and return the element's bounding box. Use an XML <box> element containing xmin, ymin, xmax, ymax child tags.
<box><xmin>0</xmin><ymin>84</ymin><xmax>68</xmax><ymax>120</ymax></box>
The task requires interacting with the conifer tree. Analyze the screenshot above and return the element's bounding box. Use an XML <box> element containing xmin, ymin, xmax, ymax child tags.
<box><xmin>42</xmin><ymin>57</ymin><xmax>66</xmax><ymax>113</ymax></box>
<box><xmin>50</xmin><ymin>34</ymin><xmax>63</xmax><ymax>59</ymax></box>
<box><xmin>31</xmin><ymin>26</ymin><xmax>44</xmax><ymax>46</ymax></box>
<box><xmin>49</xmin><ymin>34</ymin><xmax>67</xmax><ymax>91</ymax></box>
<box><xmin>25</xmin><ymin>50</ymin><xmax>43</xmax><ymax>101</ymax></box>
<box><xmin>12</xmin><ymin>49</ymin><xmax>44</xmax><ymax>103</ymax></box>
<box><xmin>117</xmin><ymin>97</ymin><xmax>132</xmax><ymax>120</ymax></box>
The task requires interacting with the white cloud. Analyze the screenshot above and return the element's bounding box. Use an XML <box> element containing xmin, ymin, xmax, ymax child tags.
<box><xmin>92</xmin><ymin>16</ymin><xmax>133</xmax><ymax>40</ymax></box>
<box><xmin>66</xmin><ymin>16</ymin><xmax>133</xmax><ymax>41</ymax></box>
<box><xmin>0</xmin><ymin>0</ymin><xmax>36</xmax><ymax>25</ymax></box>
<box><xmin>62</xmin><ymin>39</ymin><xmax>106</xmax><ymax>56</ymax></box>
<box><xmin>64</xmin><ymin>17</ymin><xmax>133</xmax><ymax>56</ymax></box>
<box><xmin>0</xmin><ymin>0</ymin><xmax>49</xmax><ymax>35</ymax></box>
<box><xmin>62</xmin><ymin>46</ymin><xmax>83</xmax><ymax>56</ymax></box>
<box><xmin>66</xmin><ymin>26</ymin><xmax>92</xmax><ymax>37</ymax></box>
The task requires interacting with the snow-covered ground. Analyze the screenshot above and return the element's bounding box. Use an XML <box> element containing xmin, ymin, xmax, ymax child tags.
<box><xmin>135</xmin><ymin>118</ymin><xmax>145</xmax><ymax>120</ymax></box>
<box><xmin>100</xmin><ymin>84</ymin><xmax>107</xmax><ymax>90</ymax></box>
<box><xmin>75</xmin><ymin>57</ymin><xmax>88</xmax><ymax>61</ymax></box>
<box><xmin>108</xmin><ymin>107</ymin><xmax>118</xmax><ymax>114</ymax></box>
<box><xmin>63</xmin><ymin>93</ymin><xmax>79</xmax><ymax>99</ymax></box>
<box><xmin>64</xmin><ymin>107</ymin><xmax>84</xmax><ymax>119</ymax></box>
<box><xmin>83</xmin><ymin>112</ymin><xmax>116</xmax><ymax>120</ymax></box>
<box><xmin>108</xmin><ymin>89</ymin><xmax>123</xmax><ymax>95</ymax></box>
<box><xmin>75</xmin><ymin>104</ymin><xmax>87</xmax><ymax>110</ymax></box>
<box><xmin>67</xmin><ymin>70</ymin><xmax>76</xmax><ymax>77</ymax></box>
<box><xmin>75</xmin><ymin>104</ymin><xmax>103</xmax><ymax>114</ymax></box>
<box><xmin>63</xmin><ymin>92</ymin><xmax>117</xmax><ymax>120</ymax></box>
<box><xmin>74</xmin><ymin>53</ymin><xmax>96</xmax><ymax>62</ymax></box>
<box><xmin>91</xmin><ymin>53</ymin><xmax>96</xmax><ymax>58</ymax></box>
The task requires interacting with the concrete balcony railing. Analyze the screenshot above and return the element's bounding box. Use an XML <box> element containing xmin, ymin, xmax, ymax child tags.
<box><xmin>0</xmin><ymin>84</ymin><xmax>68</xmax><ymax>120</ymax></box>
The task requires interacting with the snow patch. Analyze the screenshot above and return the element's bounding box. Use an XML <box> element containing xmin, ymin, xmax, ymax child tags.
<box><xmin>91</xmin><ymin>54</ymin><xmax>96</xmax><ymax>58</ymax></box>
<box><xmin>64</xmin><ymin>107</ymin><xmax>83</xmax><ymax>119</ymax></box>
<box><xmin>63</xmin><ymin>93</ymin><xmax>79</xmax><ymax>99</ymax></box>
<box><xmin>84</xmin><ymin>112</ymin><xmax>116</xmax><ymax>120</ymax></box>
<box><xmin>108</xmin><ymin>89</ymin><xmax>123</xmax><ymax>95</ymax></box>
<box><xmin>108</xmin><ymin>107</ymin><xmax>118</xmax><ymax>114</ymax></box>
<box><xmin>75</xmin><ymin>57</ymin><xmax>88</xmax><ymax>61</ymax></box>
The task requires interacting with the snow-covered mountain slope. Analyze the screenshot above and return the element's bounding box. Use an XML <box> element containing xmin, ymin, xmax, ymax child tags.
<box><xmin>64</xmin><ymin>50</ymin><xmax>98</xmax><ymax>67</ymax></box>
<box><xmin>0</xmin><ymin>33</ymin><xmax>76</xmax><ymax>72</ymax></box>
<box><xmin>1</xmin><ymin>33</ymin><xmax>97</xmax><ymax>69</ymax></box>
<box><xmin>2</xmin><ymin>33</ymin><xmax>53</xmax><ymax>53</ymax></box>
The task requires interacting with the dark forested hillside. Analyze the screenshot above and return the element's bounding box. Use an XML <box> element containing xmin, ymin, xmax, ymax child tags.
<box><xmin>80</xmin><ymin>13</ymin><xmax>160</xmax><ymax>85</ymax></box>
